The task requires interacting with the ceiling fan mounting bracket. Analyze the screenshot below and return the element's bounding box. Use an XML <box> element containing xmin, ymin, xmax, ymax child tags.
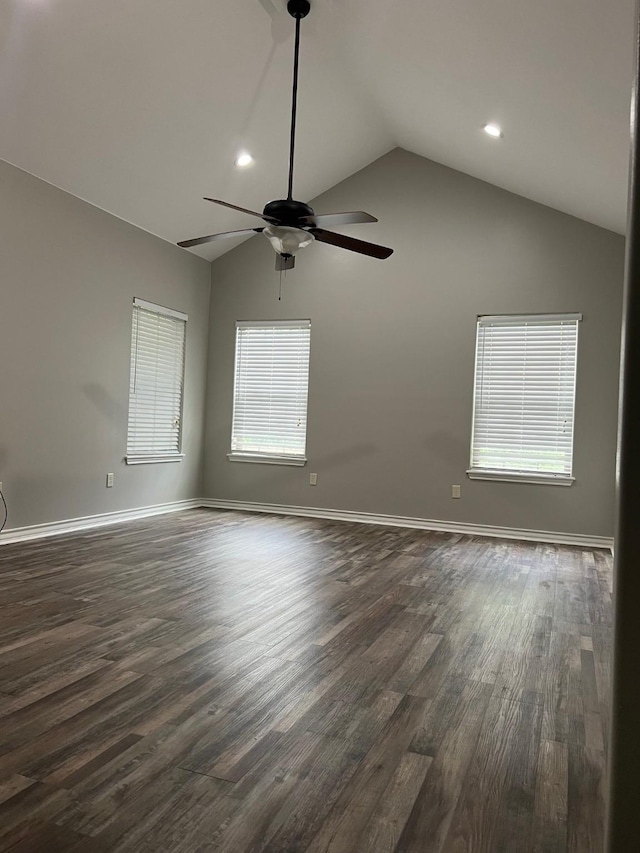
<box><xmin>263</xmin><ymin>199</ymin><xmax>314</xmax><ymax>225</ymax></box>
<box><xmin>287</xmin><ymin>0</ymin><xmax>311</xmax><ymax>19</ymax></box>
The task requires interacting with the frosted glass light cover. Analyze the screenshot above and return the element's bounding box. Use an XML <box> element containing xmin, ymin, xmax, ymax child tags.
<box><xmin>263</xmin><ymin>225</ymin><xmax>315</xmax><ymax>256</ymax></box>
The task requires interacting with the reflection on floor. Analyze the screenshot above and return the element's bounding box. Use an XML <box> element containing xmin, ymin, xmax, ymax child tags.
<box><xmin>0</xmin><ymin>508</ymin><xmax>611</xmax><ymax>852</ymax></box>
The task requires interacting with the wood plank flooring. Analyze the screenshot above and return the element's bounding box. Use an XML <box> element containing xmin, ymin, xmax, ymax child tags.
<box><xmin>0</xmin><ymin>509</ymin><xmax>612</xmax><ymax>852</ymax></box>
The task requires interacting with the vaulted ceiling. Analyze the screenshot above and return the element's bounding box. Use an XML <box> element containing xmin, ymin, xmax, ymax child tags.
<box><xmin>0</xmin><ymin>0</ymin><xmax>634</xmax><ymax>261</ymax></box>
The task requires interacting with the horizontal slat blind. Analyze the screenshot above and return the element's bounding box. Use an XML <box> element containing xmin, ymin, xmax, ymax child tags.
<box><xmin>232</xmin><ymin>320</ymin><xmax>311</xmax><ymax>458</ymax></box>
<box><xmin>470</xmin><ymin>314</ymin><xmax>580</xmax><ymax>476</ymax></box>
<box><xmin>127</xmin><ymin>301</ymin><xmax>187</xmax><ymax>457</ymax></box>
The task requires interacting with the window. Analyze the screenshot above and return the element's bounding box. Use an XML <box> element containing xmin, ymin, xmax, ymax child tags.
<box><xmin>468</xmin><ymin>313</ymin><xmax>581</xmax><ymax>485</ymax></box>
<box><xmin>126</xmin><ymin>298</ymin><xmax>187</xmax><ymax>465</ymax></box>
<box><xmin>229</xmin><ymin>320</ymin><xmax>311</xmax><ymax>465</ymax></box>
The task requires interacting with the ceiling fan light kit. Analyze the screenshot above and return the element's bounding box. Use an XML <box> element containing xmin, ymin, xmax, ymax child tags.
<box><xmin>263</xmin><ymin>225</ymin><xmax>315</xmax><ymax>255</ymax></box>
<box><xmin>178</xmin><ymin>0</ymin><xmax>393</xmax><ymax>269</ymax></box>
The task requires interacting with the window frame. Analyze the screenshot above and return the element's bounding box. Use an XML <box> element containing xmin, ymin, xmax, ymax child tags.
<box><xmin>125</xmin><ymin>297</ymin><xmax>188</xmax><ymax>466</ymax></box>
<box><xmin>228</xmin><ymin>319</ymin><xmax>311</xmax><ymax>466</ymax></box>
<box><xmin>467</xmin><ymin>312</ymin><xmax>581</xmax><ymax>486</ymax></box>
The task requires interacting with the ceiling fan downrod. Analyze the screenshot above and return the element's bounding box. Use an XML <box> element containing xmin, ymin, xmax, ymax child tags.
<box><xmin>286</xmin><ymin>0</ymin><xmax>311</xmax><ymax>201</ymax></box>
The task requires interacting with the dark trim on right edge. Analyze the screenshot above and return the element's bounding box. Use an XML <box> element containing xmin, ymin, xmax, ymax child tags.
<box><xmin>607</xmin><ymin>4</ymin><xmax>640</xmax><ymax>849</ymax></box>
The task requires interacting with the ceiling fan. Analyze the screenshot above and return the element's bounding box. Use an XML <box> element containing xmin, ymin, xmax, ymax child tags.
<box><xmin>178</xmin><ymin>0</ymin><xmax>394</xmax><ymax>270</ymax></box>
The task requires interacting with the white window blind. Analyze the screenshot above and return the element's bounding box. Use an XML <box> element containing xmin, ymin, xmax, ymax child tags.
<box><xmin>469</xmin><ymin>313</ymin><xmax>580</xmax><ymax>483</ymax></box>
<box><xmin>230</xmin><ymin>320</ymin><xmax>311</xmax><ymax>463</ymax></box>
<box><xmin>126</xmin><ymin>298</ymin><xmax>187</xmax><ymax>464</ymax></box>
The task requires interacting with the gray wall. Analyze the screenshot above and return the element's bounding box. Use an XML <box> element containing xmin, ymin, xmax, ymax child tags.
<box><xmin>0</xmin><ymin>160</ymin><xmax>211</xmax><ymax>530</ymax></box>
<box><xmin>203</xmin><ymin>148</ymin><xmax>624</xmax><ymax>538</ymax></box>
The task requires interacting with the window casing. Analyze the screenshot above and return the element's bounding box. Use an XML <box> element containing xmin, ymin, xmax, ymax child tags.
<box><xmin>126</xmin><ymin>298</ymin><xmax>187</xmax><ymax>465</ymax></box>
<box><xmin>468</xmin><ymin>313</ymin><xmax>581</xmax><ymax>485</ymax></box>
<box><xmin>229</xmin><ymin>320</ymin><xmax>311</xmax><ymax>465</ymax></box>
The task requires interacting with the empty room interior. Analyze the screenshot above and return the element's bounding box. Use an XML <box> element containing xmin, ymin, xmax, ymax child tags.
<box><xmin>1</xmin><ymin>1</ymin><xmax>638</xmax><ymax>851</ymax></box>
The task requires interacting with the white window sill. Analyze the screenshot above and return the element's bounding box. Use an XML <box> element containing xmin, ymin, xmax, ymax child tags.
<box><xmin>126</xmin><ymin>453</ymin><xmax>185</xmax><ymax>465</ymax></box>
<box><xmin>466</xmin><ymin>469</ymin><xmax>574</xmax><ymax>486</ymax></box>
<box><xmin>227</xmin><ymin>453</ymin><xmax>307</xmax><ymax>467</ymax></box>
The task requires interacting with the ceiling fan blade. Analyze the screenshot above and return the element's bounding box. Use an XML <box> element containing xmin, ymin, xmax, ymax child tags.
<box><xmin>203</xmin><ymin>198</ymin><xmax>278</xmax><ymax>223</ymax></box>
<box><xmin>298</xmin><ymin>211</ymin><xmax>378</xmax><ymax>227</ymax></box>
<box><xmin>310</xmin><ymin>228</ymin><xmax>394</xmax><ymax>260</ymax></box>
<box><xmin>177</xmin><ymin>228</ymin><xmax>263</xmax><ymax>248</ymax></box>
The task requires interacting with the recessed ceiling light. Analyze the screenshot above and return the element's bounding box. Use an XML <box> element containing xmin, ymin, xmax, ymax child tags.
<box><xmin>483</xmin><ymin>123</ymin><xmax>503</xmax><ymax>138</ymax></box>
<box><xmin>235</xmin><ymin>152</ymin><xmax>254</xmax><ymax>168</ymax></box>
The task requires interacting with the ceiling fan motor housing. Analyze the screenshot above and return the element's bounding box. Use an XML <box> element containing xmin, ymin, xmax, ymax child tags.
<box><xmin>287</xmin><ymin>0</ymin><xmax>311</xmax><ymax>18</ymax></box>
<box><xmin>263</xmin><ymin>199</ymin><xmax>314</xmax><ymax>226</ymax></box>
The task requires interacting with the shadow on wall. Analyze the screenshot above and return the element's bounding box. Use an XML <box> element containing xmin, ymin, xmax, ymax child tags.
<box><xmin>83</xmin><ymin>384</ymin><xmax>126</xmax><ymax>426</ymax></box>
<box><xmin>423</xmin><ymin>429</ymin><xmax>467</xmax><ymax>465</ymax></box>
<box><xmin>0</xmin><ymin>472</ymin><xmax>82</xmax><ymax>531</ymax></box>
<box><xmin>0</xmin><ymin>448</ymin><xmax>7</xmax><ymax>528</ymax></box>
<box><xmin>315</xmin><ymin>443</ymin><xmax>377</xmax><ymax>470</ymax></box>
<box><xmin>211</xmin><ymin>425</ymin><xmax>377</xmax><ymax>490</ymax></box>
<box><xmin>257</xmin><ymin>0</ymin><xmax>293</xmax><ymax>44</ymax></box>
<box><xmin>257</xmin><ymin>0</ymin><xmax>337</xmax><ymax>43</ymax></box>
<box><xmin>238</xmin><ymin>41</ymin><xmax>279</xmax><ymax>150</ymax></box>
<box><xmin>210</xmin><ymin>4</ymin><xmax>283</xmax><ymax>205</ymax></box>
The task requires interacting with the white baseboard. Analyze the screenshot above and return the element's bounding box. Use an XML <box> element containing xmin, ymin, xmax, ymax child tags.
<box><xmin>0</xmin><ymin>499</ymin><xmax>202</xmax><ymax>545</ymax></box>
<box><xmin>200</xmin><ymin>498</ymin><xmax>614</xmax><ymax>551</ymax></box>
<box><xmin>0</xmin><ymin>496</ymin><xmax>614</xmax><ymax>551</ymax></box>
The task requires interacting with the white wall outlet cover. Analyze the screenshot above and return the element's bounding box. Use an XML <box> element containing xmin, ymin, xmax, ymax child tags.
<box><xmin>309</xmin><ymin>473</ymin><xmax>318</xmax><ymax>486</ymax></box>
<box><xmin>452</xmin><ymin>485</ymin><xmax>461</xmax><ymax>498</ymax></box>
<box><xmin>106</xmin><ymin>473</ymin><xmax>114</xmax><ymax>488</ymax></box>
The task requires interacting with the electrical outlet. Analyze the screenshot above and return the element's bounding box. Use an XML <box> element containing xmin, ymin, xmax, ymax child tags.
<box><xmin>106</xmin><ymin>473</ymin><xmax>114</xmax><ymax>488</ymax></box>
<box><xmin>452</xmin><ymin>484</ymin><xmax>461</xmax><ymax>499</ymax></box>
<box><xmin>309</xmin><ymin>473</ymin><xmax>318</xmax><ymax>486</ymax></box>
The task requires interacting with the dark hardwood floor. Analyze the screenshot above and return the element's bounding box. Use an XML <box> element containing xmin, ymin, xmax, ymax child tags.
<box><xmin>0</xmin><ymin>509</ymin><xmax>612</xmax><ymax>852</ymax></box>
